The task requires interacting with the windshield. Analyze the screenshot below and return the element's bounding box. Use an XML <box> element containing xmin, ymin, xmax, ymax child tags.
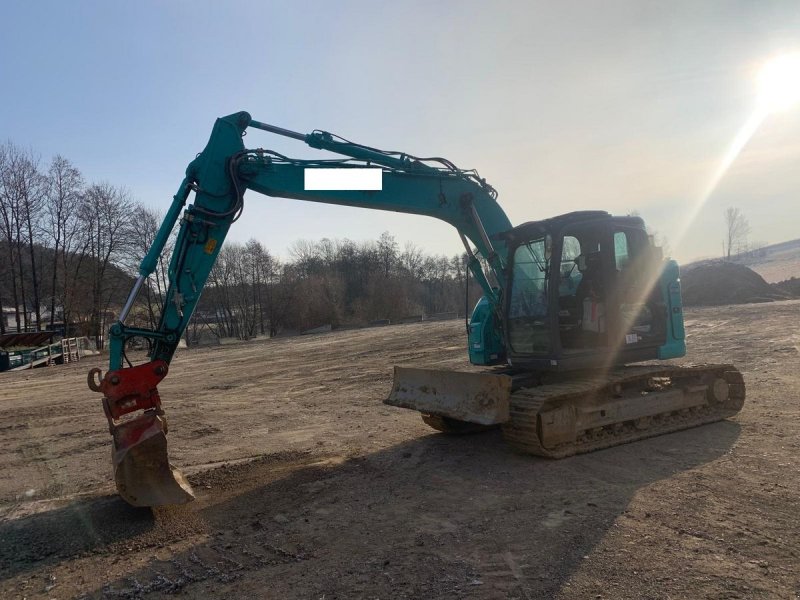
<box><xmin>507</xmin><ymin>238</ymin><xmax>551</xmax><ymax>354</ymax></box>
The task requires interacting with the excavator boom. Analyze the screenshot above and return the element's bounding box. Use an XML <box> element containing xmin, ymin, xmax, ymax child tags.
<box><xmin>90</xmin><ymin>112</ymin><xmax>517</xmax><ymax>506</ymax></box>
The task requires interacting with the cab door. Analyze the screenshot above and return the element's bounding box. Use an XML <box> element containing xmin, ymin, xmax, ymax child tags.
<box><xmin>607</xmin><ymin>225</ymin><xmax>666</xmax><ymax>349</ymax></box>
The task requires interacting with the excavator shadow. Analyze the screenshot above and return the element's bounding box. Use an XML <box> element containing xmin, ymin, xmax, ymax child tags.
<box><xmin>0</xmin><ymin>421</ymin><xmax>740</xmax><ymax>598</ymax></box>
<box><xmin>0</xmin><ymin>495</ymin><xmax>154</xmax><ymax>578</ymax></box>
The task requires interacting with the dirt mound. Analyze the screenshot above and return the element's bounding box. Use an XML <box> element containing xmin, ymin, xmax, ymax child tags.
<box><xmin>772</xmin><ymin>276</ymin><xmax>800</xmax><ymax>297</ymax></box>
<box><xmin>681</xmin><ymin>261</ymin><xmax>790</xmax><ymax>306</ymax></box>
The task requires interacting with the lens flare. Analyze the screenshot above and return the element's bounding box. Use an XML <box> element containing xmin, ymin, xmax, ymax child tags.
<box><xmin>757</xmin><ymin>52</ymin><xmax>800</xmax><ymax>112</ymax></box>
<box><xmin>667</xmin><ymin>53</ymin><xmax>800</xmax><ymax>259</ymax></box>
<box><xmin>598</xmin><ymin>54</ymin><xmax>800</xmax><ymax>372</ymax></box>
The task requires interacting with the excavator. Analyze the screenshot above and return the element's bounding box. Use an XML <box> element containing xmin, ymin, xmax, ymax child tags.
<box><xmin>88</xmin><ymin>112</ymin><xmax>745</xmax><ymax>507</ymax></box>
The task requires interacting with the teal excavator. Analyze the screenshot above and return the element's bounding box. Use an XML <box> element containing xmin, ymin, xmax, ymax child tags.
<box><xmin>88</xmin><ymin>112</ymin><xmax>745</xmax><ymax>507</ymax></box>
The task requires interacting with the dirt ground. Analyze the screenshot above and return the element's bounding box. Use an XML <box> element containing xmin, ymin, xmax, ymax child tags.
<box><xmin>1</xmin><ymin>301</ymin><xmax>799</xmax><ymax>600</ymax></box>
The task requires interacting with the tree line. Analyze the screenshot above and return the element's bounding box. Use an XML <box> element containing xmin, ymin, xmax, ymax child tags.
<box><xmin>0</xmin><ymin>142</ymin><xmax>480</xmax><ymax>346</ymax></box>
<box><xmin>0</xmin><ymin>143</ymin><xmax>137</xmax><ymax>343</ymax></box>
<box><xmin>188</xmin><ymin>233</ymin><xmax>482</xmax><ymax>344</ymax></box>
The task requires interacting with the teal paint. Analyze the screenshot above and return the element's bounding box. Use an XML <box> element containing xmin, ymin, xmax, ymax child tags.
<box><xmin>468</xmin><ymin>295</ymin><xmax>506</xmax><ymax>365</ymax></box>
<box><xmin>658</xmin><ymin>259</ymin><xmax>687</xmax><ymax>360</ymax></box>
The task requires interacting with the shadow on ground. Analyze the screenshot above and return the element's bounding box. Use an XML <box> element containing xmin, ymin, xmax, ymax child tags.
<box><xmin>0</xmin><ymin>496</ymin><xmax>153</xmax><ymax>575</ymax></box>
<box><xmin>0</xmin><ymin>421</ymin><xmax>740</xmax><ymax>599</ymax></box>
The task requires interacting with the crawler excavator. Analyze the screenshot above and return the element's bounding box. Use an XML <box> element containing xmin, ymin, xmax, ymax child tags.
<box><xmin>88</xmin><ymin>112</ymin><xmax>745</xmax><ymax>507</ymax></box>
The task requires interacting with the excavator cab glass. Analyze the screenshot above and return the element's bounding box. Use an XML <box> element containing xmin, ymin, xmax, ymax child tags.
<box><xmin>507</xmin><ymin>237</ymin><xmax>552</xmax><ymax>355</ymax></box>
<box><xmin>503</xmin><ymin>212</ymin><xmax>674</xmax><ymax>370</ymax></box>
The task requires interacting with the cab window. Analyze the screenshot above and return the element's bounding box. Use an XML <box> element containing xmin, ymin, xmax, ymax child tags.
<box><xmin>507</xmin><ymin>238</ymin><xmax>551</xmax><ymax>354</ymax></box>
<box><xmin>559</xmin><ymin>235</ymin><xmax>582</xmax><ymax>296</ymax></box>
<box><xmin>614</xmin><ymin>231</ymin><xmax>630</xmax><ymax>270</ymax></box>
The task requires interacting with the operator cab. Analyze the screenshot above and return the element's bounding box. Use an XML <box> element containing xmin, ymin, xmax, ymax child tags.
<box><xmin>500</xmin><ymin>211</ymin><xmax>671</xmax><ymax>371</ymax></box>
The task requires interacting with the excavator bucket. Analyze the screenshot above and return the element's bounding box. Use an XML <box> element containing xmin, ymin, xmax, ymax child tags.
<box><xmin>89</xmin><ymin>361</ymin><xmax>195</xmax><ymax>507</ymax></box>
<box><xmin>385</xmin><ymin>366</ymin><xmax>512</xmax><ymax>425</ymax></box>
<box><xmin>112</xmin><ymin>413</ymin><xmax>194</xmax><ymax>507</ymax></box>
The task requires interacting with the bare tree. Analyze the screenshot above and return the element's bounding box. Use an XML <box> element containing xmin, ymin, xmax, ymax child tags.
<box><xmin>45</xmin><ymin>155</ymin><xmax>84</xmax><ymax>330</ymax></box>
<box><xmin>289</xmin><ymin>239</ymin><xmax>322</xmax><ymax>277</ymax></box>
<box><xmin>0</xmin><ymin>143</ymin><xmax>29</xmax><ymax>330</ymax></box>
<box><xmin>59</xmin><ymin>216</ymin><xmax>92</xmax><ymax>336</ymax></box>
<box><xmin>81</xmin><ymin>183</ymin><xmax>134</xmax><ymax>348</ymax></box>
<box><xmin>5</xmin><ymin>146</ymin><xmax>47</xmax><ymax>329</ymax></box>
<box><xmin>376</xmin><ymin>231</ymin><xmax>398</xmax><ymax>278</ymax></box>
<box><xmin>244</xmin><ymin>238</ymin><xmax>279</xmax><ymax>336</ymax></box>
<box><xmin>228</xmin><ymin>244</ymin><xmax>258</xmax><ymax>338</ymax></box>
<box><xmin>0</xmin><ymin>143</ymin><xmax>17</xmax><ymax>333</ymax></box>
<box><xmin>207</xmin><ymin>244</ymin><xmax>239</xmax><ymax>338</ymax></box>
<box><xmin>0</xmin><ymin>144</ymin><xmax>50</xmax><ymax>330</ymax></box>
<box><xmin>203</xmin><ymin>239</ymin><xmax>284</xmax><ymax>340</ymax></box>
<box><xmin>264</xmin><ymin>261</ymin><xmax>292</xmax><ymax>337</ymax></box>
<box><xmin>400</xmin><ymin>241</ymin><xmax>424</xmax><ymax>279</ymax></box>
<box><xmin>724</xmin><ymin>207</ymin><xmax>750</xmax><ymax>260</ymax></box>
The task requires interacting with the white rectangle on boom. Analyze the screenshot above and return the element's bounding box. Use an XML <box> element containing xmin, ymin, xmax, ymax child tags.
<box><xmin>304</xmin><ymin>168</ymin><xmax>383</xmax><ymax>191</ymax></box>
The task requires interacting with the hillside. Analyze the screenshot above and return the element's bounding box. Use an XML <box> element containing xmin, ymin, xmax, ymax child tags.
<box><xmin>0</xmin><ymin>244</ymin><xmax>135</xmax><ymax>325</ymax></box>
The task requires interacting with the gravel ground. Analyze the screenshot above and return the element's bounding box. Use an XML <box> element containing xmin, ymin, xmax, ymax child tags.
<box><xmin>1</xmin><ymin>300</ymin><xmax>798</xmax><ymax>599</ymax></box>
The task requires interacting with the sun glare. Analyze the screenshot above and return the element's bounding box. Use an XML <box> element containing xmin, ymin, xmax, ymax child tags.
<box><xmin>757</xmin><ymin>52</ymin><xmax>800</xmax><ymax>112</ymax></box>
<box><xmin>602</xmin><ymin>54</ymin><xmax>800</xmax><ymax>372</ymax></box>
<box><xmin>671</xmin><ymin>53</ymin><xmax>800</xmax><ymax>252</ymax></box>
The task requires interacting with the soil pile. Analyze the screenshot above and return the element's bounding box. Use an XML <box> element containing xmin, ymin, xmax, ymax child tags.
<box><xmin>772</xmin><ymin>277</ymin><xmax>800</xmax><ymax>297</ymax></box>
<box><xmin>681</xmin><ymin>261</ymin><xmax>790</xmax><ymax>306</ymax></box>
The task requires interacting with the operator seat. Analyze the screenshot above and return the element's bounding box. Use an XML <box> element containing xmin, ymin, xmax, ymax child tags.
<box><xmin>575</xmin><ymin>251</ymin><xmax>604</xmax><ymax>300</ymax></box>
<box><xmin>575</xmin><ymin>251</ymin><xmax>606</xmax><ymax>343</ymax></box>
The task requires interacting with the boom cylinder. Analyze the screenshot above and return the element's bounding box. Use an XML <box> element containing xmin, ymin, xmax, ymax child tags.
<box><xmin>249</xmin><ymin>120</ymin><xmax>306</xmax><ymax>141</ymax></box>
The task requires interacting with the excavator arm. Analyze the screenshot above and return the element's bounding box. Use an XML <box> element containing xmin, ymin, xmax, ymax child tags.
<box><xmin>89</xmin><ymin>111</ymin><xmax>514</xmax><ymax>506</ymax></box>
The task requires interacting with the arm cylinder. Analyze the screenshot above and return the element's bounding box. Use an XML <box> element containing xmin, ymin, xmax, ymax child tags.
<box><xmin>139</xmin><ymin>178</ymin><xmax>192</xmax><ymax>277</ymax></box>
<box><xmin>118</xmin><ymin>275</ymin><xmax>145</xmax><ymax>324</ymax></box>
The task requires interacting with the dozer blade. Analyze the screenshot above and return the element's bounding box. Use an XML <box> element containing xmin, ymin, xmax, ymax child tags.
<box><xmin>385</xmin><ymin>366</ymin><xmax>512</xmax><ymax>425</ymax></box>
<box><xmin>112</xmin><ymin>413</ymin><xmax>194</xmax><ymax>507</ymax></box>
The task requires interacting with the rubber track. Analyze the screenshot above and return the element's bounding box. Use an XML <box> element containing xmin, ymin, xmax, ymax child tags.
<box><xmin>501</xmin><ymin>364</ymin><xmax>745</xmax><ymax>458</ymax></box>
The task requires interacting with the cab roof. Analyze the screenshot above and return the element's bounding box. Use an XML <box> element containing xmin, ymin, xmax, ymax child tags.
<box><xmin>496</xmin><ymin>211</ymin><xmax>645</xmax><ymax>244</ymax></box>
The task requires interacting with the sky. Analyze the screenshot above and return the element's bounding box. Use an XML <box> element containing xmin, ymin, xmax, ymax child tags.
<box><xmin>1</xmin><ymin>1</ymin><xmax>799</xmax><ymax>264</ymax></box>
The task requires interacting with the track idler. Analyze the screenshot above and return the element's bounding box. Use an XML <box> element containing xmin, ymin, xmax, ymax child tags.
<box><xmin>88</xmin><ymin>361</ymin><xmax>194</xmax><ymax>507</ymax></box>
